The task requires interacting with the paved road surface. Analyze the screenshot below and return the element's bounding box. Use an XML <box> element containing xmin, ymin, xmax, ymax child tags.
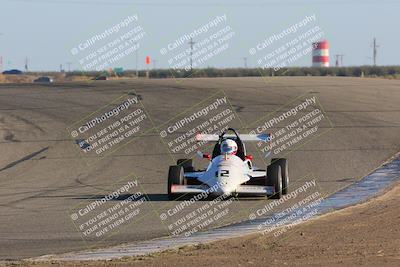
<box><xmin>0</xmin><ymin>77</ymin><xmax>399</xmax><ymax>260</ymax></box>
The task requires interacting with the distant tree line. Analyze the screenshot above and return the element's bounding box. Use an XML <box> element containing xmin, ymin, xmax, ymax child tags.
<box><xmin>144</xmin><ymin>66</ymin><xmax>400</xmax><ymax>79</ymax></box>
<box><xmin>27</xmin><ymin>66</ymin><xmax>400</xmax><ymax>79</ymax></box>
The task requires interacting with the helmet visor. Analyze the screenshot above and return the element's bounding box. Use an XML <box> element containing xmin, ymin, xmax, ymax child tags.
<box><xmin>221</xmin><ymin>143</ymin><xmax>235</xmax><ymax>154</ymax></box>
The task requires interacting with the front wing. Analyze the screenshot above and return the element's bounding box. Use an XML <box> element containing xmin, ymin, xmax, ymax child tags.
<box><xmin>236</xmin><ymin>185</ymin><xmax>274</xmax><ymax>195</ymax></box>
<box><xmin>170</xmin><ymin>184</ymin><xmax>209</xmax><ymax>194</ymax></box>
<box><xmin>170</xmin><ymin>184</ymin><xmax>274</xmax><ymax>195</ymax></box>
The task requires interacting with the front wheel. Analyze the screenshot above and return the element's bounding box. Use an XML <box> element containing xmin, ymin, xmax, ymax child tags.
<box><xmin>271</xmin><ymin>158</ymin><xmax>289</xmax><ymax>195</ymax></box>
<box><xmin>267</xmin><ymin>163</ymin><xmax>282</xmax><ymax>199</ymax></box>
<box><xmin>168</xmin><ymin>165</ymin><xmax>185</xmax><ymax>200</ymax></box>
<box><xmin>177</xmin><ymin>159</ymin><xmax>194</xmax><ymax>172</ymax></box>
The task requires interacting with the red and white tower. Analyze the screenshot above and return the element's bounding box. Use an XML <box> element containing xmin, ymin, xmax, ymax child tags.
<box><xmin>312</xmin><ymin>40</ymin><xmax>329</xmax><ymax>67</ymax></box>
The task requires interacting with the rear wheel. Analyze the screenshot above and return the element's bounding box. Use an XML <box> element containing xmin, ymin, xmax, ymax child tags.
<box><xmin>267</xmin><ymin>163</ymin><xmax>282</xmax><ymax>199</ymax></box>
<box><xmin>177</xmin><ymin>159</ymin><xmax>194</xmax><ymax>172</ymax></box>
<box><xmin>168</xmin><ymin>165</ymin><xmax>185</xmax><ymax>200</ymax></box>
<box><xmin>271</xmin><ymin>158</ymin><xmax>289</xmax><ymax>195</ymax></box>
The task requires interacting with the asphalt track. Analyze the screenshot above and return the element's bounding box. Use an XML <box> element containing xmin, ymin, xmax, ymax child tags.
<box><xmin>0</xmin><ymin>77</ymin><xmax>399</xmax><ymax>260</ymax></box>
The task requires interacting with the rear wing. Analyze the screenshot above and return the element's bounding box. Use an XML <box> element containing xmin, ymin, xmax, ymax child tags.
<box><xmin>196</xmin><ymin>133</ymin><xmax>271</xmax><ymax>142</ymax></box>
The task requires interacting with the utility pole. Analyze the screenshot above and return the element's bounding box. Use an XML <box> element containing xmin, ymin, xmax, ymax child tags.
<box><xmin>24</xmin><ymin>57</ymin><xmax>29</xmax><ymax>72</ymax></box>
<box><xmin>66</xmin><ymin>62</ymin><xmax>72</xmax><ymax>72</ymax></box>
<box><xmin>135</xmin><ymin>42</ymin><xmax>139</xmax><ymax>77</ymax></box>
<box><xmin>243</xmin><ymin>57</ymin><xmax>248</xmax><ymax>68</ymax></box>
<box><xmin>372</xmin><ymin>37</ymin><xmax>379</xmax><ymax>66</ymax></box>
<box><xmin>334</xmin><ymin>54</ymin><xmax>344</xmax><ymax>67</ymax></box>
<box><xmin>0</xmin><ymin>33</ymin><xmax>3</xmax><ymax>72</ymax></box>
<box><xmin>188</xmin><ymin>38</ymin><xmax>196</xmax><ymax>71</ymax></box>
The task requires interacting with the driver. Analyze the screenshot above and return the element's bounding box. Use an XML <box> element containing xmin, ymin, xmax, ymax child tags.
<box><xmin>220</xmin><ymin>139</ymin><xmax>238</xmax><ymax>155</ymax></box>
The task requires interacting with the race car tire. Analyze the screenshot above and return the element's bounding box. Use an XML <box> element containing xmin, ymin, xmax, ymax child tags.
<box><xmin>271</xmin><ymin>158</ymin><xmax>289</xmax><ymax>195</ymax></box>
<box><xmin>267</xmin><ymin>163</ymin><xmax>282</xmax><ymax>199</ymax></box>
<box><xmin>168</xmin><ymin>165</ymin><xmax>185</xmax><ymax>200</ymax></box>
<box><xmin>177</xmin><ymin>159</ymin><xmax>195</xmax><ymax>172</ymax></box>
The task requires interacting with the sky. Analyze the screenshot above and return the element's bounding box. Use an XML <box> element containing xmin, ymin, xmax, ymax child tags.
<box><xmin>0</xmin><ymin>0</ymin><xmax>399</xmax><ymax>71</ymax></box>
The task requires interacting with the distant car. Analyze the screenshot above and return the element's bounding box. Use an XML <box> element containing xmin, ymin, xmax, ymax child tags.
<box><xmin>2</xmin><ymin>69</ymin><xmax>23</xmax><ymax>75</ymax></box>
<box><xmin>92</xmin><ymin>76</ymin><xmax>107</xmax><ymax>80</ymax></box>
<box><xmin>33</xmin><ymin>76</ymin><xmax>53</xmax><ymax>83</ymax></box>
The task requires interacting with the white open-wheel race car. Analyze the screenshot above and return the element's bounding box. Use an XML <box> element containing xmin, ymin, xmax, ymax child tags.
<box><xmin>167</xmin><ymin>128</ymin><xmax>289</xmax><ymax>200</ymax></box>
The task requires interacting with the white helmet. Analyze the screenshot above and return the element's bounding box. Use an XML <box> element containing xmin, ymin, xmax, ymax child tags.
<box><xmin>221</xmin><ymin>139</ymin><xmax>238</xmax><ymax>155</ymax></box>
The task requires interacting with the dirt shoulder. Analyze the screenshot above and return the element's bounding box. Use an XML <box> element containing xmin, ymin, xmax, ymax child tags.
<box><xmin>4</xmin><ymin>183</ymin><xmax>400</xmax><ymax>267</ymax></box>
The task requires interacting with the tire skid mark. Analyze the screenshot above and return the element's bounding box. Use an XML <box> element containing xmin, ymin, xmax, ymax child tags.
<box><xmin>0</xmin><ymin>147</ymin><xmax>49</xmax><ymax>172</ymax></box>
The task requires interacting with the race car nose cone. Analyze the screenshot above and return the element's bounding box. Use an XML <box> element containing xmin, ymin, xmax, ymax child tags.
<box><xmin>216</xmin><ymin>184</ymin><xmax>234</xmax><ymax>196</ymax></box>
